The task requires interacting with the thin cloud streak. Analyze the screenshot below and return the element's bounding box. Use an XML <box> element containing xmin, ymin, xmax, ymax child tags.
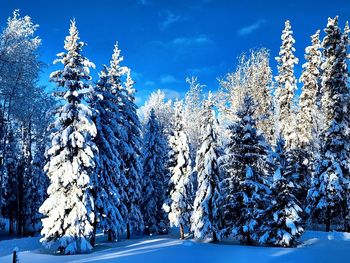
<box><xmin>150</xmin><ymin>35</ymin><xmax>213</xmax><ymax>49</ymax></box>
<box><xmin>159</xmin><ymin>10</ymin><xmax>181</xmax><ymax>30</ymax></box>
<box><xmin>237</xmin><ymin>19</ymin><xmax>267</xmax><ymax>36</ymax></box>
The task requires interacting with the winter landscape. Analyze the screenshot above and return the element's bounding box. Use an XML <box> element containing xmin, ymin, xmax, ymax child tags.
<box><xmin>0</xmin><ymin>0</ymin><xmax>350</xmax><ymax>262</ymax></box>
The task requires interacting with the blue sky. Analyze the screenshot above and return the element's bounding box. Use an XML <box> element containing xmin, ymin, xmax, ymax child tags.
<box><xmin>1</xmin><ymin>0</ymin><xmax>349</xmax><ymax>105</ymax></box>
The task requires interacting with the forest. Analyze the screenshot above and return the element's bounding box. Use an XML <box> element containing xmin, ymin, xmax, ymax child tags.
<box><xmin>0</xmin><ymin>9</ymin><xmax>349</xmax><ymax>256</ymax></box>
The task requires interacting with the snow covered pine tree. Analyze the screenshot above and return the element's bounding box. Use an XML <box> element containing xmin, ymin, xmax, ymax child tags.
<box><xmin>142</xmin><ymin>109</ymin><xmax>169</xmax><ymax>235</ymax></box>
<box><xmin>259</xmin><ymin>137</ymin><xmax>304</xmax><ymax>247</ymax></box>
<box><xmin>307</xmin><ymin>17</ymin><xmax>350</xmax><ymax>232</ymax></box>
<box><xmin>102</xmin><ymin>43</ymin><xmax>144</xmax><ymax>239</ymax></box>
<box><xmin>297</xmin><ymin>30</ymin><xmax>322</xmax><ymax>160</ymax></box>
<box><xmin>220</xmin><ymin>94</ymin><xmax>270</xmax><ymax>245</ymax></box>
<box><xmin>191</xmin><ymin>96</ymin><xmax>221</xmax><ymax>242</ymax></box>
<box><xmin>89</xmin><ymin>66</ymin><xmax>125</xmax><ymax>245</ymax></box>
<box><xmin>275</xmin><ymin>20</ymin><xmax>308</xmax><ymax>206</ymax></box>
<box><xmin>39</xmin><ymin>20</ymin><xmax>97</xmax><ymax>254</ymax></box>
<box><xmin>275</xmin><ymin>20</ymin><xmax>299</xmax><ymax>149</ymax></box>
<box><xmin>121</xmin><ymin>68</ymin><xmax>144</xmax><ymax>239</ymax></box>
<box><xmin>164</xmin><ymin>100</ymin><xmax>192</xmax><ymax>240</ymax></box>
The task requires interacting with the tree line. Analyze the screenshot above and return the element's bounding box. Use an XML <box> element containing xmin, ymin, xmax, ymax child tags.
<box><xmin>0</xmin><ymin>10</ymin><xmax>349</xmax><ymax>254</ymax></box>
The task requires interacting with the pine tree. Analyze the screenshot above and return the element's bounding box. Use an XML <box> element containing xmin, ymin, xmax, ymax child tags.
<box><xmin>275</xmin><ymin>20</ymin><xmax>299</xmax><ymax>149</ymax></box>
<box><xmin>98</xmin><ymin>44</ymin><xmax>131</xmax><ymax>241</ymax></box>
<box><xmin>298</xmin><ymin>30</ymin><xmax>322</xmax><ymax>151</ymax></box>
<box><xmin>103</xmin><ymin>43</ymin><xmax>144</xmax><ymax>240</ymax></box>
<box><xmin>293</xmin><ymin>30</ymin><xmax>322</xmax><ymax>207</ymax></box>
<box><xmin>220</xmin><ymin>94</ymin><xmax>270</xmax><ymax>245</ymax></box>
<box><xmin>259</xmin><ymin>137</ymin><xmax>304</xmax><ymax>247</ymax></box>
<box><xmin>90</xmin><ymin>66</ymin><xmax>125</xmax><ymax>244</ymax></box>
<box><xmin>190</xmin><ymin>97</ymin><xmax>221</xmax><ymax>241</ymax></box>
<box><xmin>164</xmin><ymin>100</ymin><xmax>192</xmax><ymax>240</ymax></box>
<box><xmin>39</xmin><ymin>20</ymin><xmax>97</xmax><ymax>254</ymax></box>
<box><xmin>121</xmin><ymin>68</ymin><xmax>144</xmax><ymax>238</ymax></box>
<box><xmin>307</xmin><ymin>16</ymin><xmax>350</xmax><ymax>232</ymax></box>
<box><xmin>142</xmin><ymin>109</ymin><xmax>169</xmax><ymax>234</ymax></box>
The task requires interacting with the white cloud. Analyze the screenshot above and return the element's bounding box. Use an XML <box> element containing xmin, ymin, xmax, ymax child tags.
<box><xmin>150</xmin><ymin>35</ymin><xmax>213</xmax><ymax>50</ymax></box>
<box><xmin>172</xmin><ymin>35</ymin><xmax>212</xmax><ymax>46</ymax></box>
<box><xmin>159</xmin><ymin>10</ymin><xmax>181</xmax><ymax>30</ymax></box>
<box><xmin>160</xmin><ymin>74</ymin><xmax>179</xmax><ymax>84</ymax></box>
<box><xmin>237</xmin><ymin>19</ymin><xmax>267</xmax><ymax>36</ymax></box>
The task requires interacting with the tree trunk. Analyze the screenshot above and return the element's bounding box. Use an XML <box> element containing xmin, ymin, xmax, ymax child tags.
<box><xmin>326</xmin><ymin>206</ymin><xmax>331</xmax><ymax>232</ymax></box>
<box><xmin>91</xmin><ymin>219</ymin><xmax>97</xmax><ymax>247</ymax></box>
<box><xmin>126</xmin><ymin>223</ymin><xmax>131</xmax><ymax>239</ymax></box>
<box><xmin>212</xmin><ymin>231</ymin><xmax>218</xmax><ymax>243</ymax></box>
<box><xmin>9</xmin><ymin>216</ymin><xmax>14</xmax><ymax>235</ymax></box>
<box><xmin>246</xmin><ymin>231</ymin><xmax>252</xmax><ymax>245</ymax></box>
<box><xmin>179</xmin><ymin>224</ymin><xmax>185</xmax><ymax>240</ymax></box>
<box><xmin>107</xmin><ymin>229</ymin><xmax>113</xmax><ymax>242</ymax></box>
<box><xmin>16</xmin><ymin>160</ymin><xmax>25</xmax><ymax>237</ymax></box>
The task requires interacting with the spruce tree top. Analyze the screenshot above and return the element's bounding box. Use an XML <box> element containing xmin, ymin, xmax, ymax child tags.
<box><xmin>50</xmin><ymin>20</ymin><xmax>95</xmax><ymax>96</ymax></box>
<box><xmin>275</xmin><ymin>20</ymin><xmax>298</xmax><ymax>88</ymax></box>
<box><xmin>321</xmin><ymin>16</ymin><xmax>349</xmax><ymax>129</ymax></box>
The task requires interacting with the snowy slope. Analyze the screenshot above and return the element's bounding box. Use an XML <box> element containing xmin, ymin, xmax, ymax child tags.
<box><xmin>0</xmin><ymin>231</ymin><xmax>350</xmax><ymax>263</ymax></box>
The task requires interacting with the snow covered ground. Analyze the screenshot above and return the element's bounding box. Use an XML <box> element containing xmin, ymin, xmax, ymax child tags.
<box><xmin>0</xmin><ymin>231</ymin><xmax>349</xmax><ymax>263</ymax></box>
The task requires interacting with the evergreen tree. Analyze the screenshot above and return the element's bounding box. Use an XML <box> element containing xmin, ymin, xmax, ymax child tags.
<box><xmin>121</xmin><ymin>68</ymin><xmax>144</xmax><ymax>238</ymax></box>
<box><xmin>164</xmin><ymin>100</ymin><xmax>192</xmax><ymax>240</ymax></box>
<box><xmin>220</xmin><ymin>94</ymin><xmax>270</xmax><ymax>245</ymax></box>
<box><xmin>293</xmin><ymin>30</ymin><xmax>322</xmax><ymax>207</ymax></box>
<box><xmin>39</xmin><ymin>20</ymin><xmax>97</xmax><ymax>254</ymax></box>
<box><xmin>100</xmin><ymin>44</ymin><xmax>130</xmax><ymax>241</ymax></box>
<box><xmin>142</xmin><ymin>109</ymin><xmax>169</xmax><ymax>234</ymax></box>
<box><xmin>191</xmin><ymin>97</ymin><xmax>221</xmax><ymax>241</ymax></box>
<box><xmin>104</xmin><ymin>43</ymin><xmax>144</xmax><ymax>239</ymax></box>
<box><xmin>90</xmin><ymin>66</ymin><xmax>125</xmax><ymax>244</ymax></box>
<box><xmin>259</xmin><ymin>137</ymin><xmax>304</xmax><ymax>247</ymax></box>
<box><xmin>298</xmin><ymin>30</ymin><xmax>322</xmax><ymax>151</ymax></box>
<box><xmin>275</xmin><ymin>20</ymin><xmax>299</xmax><ymax>149</ymax></box>
<box><xmin>307</xmin><ymin>17</ymin><xmax>350</xmax><ymax>232</ymax></box>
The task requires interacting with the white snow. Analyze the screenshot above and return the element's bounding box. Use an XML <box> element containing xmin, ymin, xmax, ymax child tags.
<box><xmin>1</xmin><ymin>231</ymin><xmax>350</xmax><ymax>263</ymax></box>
